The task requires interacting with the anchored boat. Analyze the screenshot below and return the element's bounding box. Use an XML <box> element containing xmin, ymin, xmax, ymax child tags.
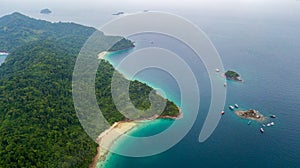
<box><xmin>234</xmin><ymin>104</ymin><xmax>239</xmax><ymax>108</ymax></box>
<box><xmin>221</xmin><ymin>111</ymin><xmax>225</xmax><ymax>115</ymax></box>
<box><xmin>260</xmin><ymin>128</ymin><xmax>264</xmax><ymax>133</ymax></box>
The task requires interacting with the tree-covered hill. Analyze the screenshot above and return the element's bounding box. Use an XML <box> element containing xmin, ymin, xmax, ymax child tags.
<box><xmin>0</xmin><ymin>12</ymin><xmax>96</xmax><ymax>52</ymax></box>
<box><xmin>0</xmin><ymin>13</ymin><xmax>179</xmax><ymax>167</ymax></box>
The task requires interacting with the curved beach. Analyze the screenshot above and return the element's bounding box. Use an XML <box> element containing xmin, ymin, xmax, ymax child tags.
<box><xmin>90</xmin><ymin>108</ymin><xmax>183</xmax><ymax>168</ymax></box>
<box><xmin>98</xmin><ymin>51</ymin><xmax>109</xmax><ymax>60</ymax></box>
<box><xmin>90</xmin><ymin>121</ymin><xmax>137</xmax><ymax>168</ymax></box>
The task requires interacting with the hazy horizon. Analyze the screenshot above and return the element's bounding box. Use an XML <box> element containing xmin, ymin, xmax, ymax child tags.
<box><xmin>1</xmin><ymin>0</ymin><xmax>300</xmax><ymax>28</ymax></box>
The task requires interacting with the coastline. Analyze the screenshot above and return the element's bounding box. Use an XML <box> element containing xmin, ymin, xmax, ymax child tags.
<box><xmin>98</xmin><ymin>51</ymin><xmax>109</xmax><ymax>60</ymax></box>
<box><xmin>92</xmin><ymin>48</ymin><xmax>182</xmax><ymax>168</ymax></box>
<box><xmin>89</xmin><ymin>121</ymin><xmax>137</xmax><ymax>168</ymax></box>
<box><xmin>89</xmin><ymin>109</ymin><xmax>182</xmax><ymax>168</ymax></box>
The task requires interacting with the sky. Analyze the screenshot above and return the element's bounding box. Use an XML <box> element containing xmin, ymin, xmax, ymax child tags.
<box><xmin>0</xmin><ymin>0</ymin><xmax>299</xmax><ymax>28</ymax></box>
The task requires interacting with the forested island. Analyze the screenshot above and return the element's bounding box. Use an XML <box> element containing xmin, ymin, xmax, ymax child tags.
<box><xmin>40</xmin><ymin>8</ymin><xmax>52</xmax><ymax>14</ymax></box>
<box><xmin>0</xmin><ymin>12</ymin><xmax>179</xmax><ymax>167</ymax></box>
<box><xmin>224</xmin><ymin>70</ymin><xmax>242</xmax><ymax>81</ymax></box>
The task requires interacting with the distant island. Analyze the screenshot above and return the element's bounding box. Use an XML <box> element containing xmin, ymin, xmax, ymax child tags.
<box><xmin>235</xmin><ymin>109</ymin><xmax>266</xmax><ymax>122</ymax></box>
<box><xmin>40</xmin><ymin>8</ymin><xmax>52</xmax><ymax>14</ymax></box>
<box><xmin>112</xmin><ymin>12</ymin><xmax>124</xmax><ymax>16</ymax></box>
<box><xmin>225</xmin><ymin>70</ymin><xmax>242</xmax><ymax>81</ymax></box>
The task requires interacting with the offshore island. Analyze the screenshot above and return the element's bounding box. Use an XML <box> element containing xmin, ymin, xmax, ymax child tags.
<box><xmin>235</xmin><ymin>109</ymin><xmax>266</xmax><ymax>122</ymax></box>
<box><xmin>40</xmin><ymin>8</ymin><xmax>52</xmax><ymax>14</ymax></box>
<box><xmin>224</xmin><ymin>70</ymin><xmax>243</xmax><ymax>81</ymax></box>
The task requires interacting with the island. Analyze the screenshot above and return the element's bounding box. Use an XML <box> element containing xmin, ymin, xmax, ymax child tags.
<box><xmin>235</xmin><ymin>109</ymin><xmax>266</xmax><ymax>122</ymax></box>
<box><xmin>0</xmin><ymin>12</ymin><xmax>180</xmax><ymax>168</ymax></box>
<box><xmin>224</xmin><ymin>70</ymin><xmax>242</xmax><ymax>81</ymax></box>
<box><xmin>112</xmin><ymin>12</ymin><xmax>124</xmax><ymax>16</ymax></box>
<box><xmin>40</xmin><ymin>8</ymin><xmax>52</xmax><ymax>14</ymax></box>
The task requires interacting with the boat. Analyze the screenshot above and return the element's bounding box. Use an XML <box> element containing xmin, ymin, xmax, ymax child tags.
<box><xmin>267</xmin><ymin>122</ymin><xmax>275</xmax><ymax>127</ymax></box>
<box><xmin>229</xmin><ymin>106</ymin><xmax>234</xmax><ymax>110</ymax></box>
<box><xmin>260</xmin><ymin>128</ymin><xmax>264</xmax><ymax>133</ymax></box>
<box><xmin>248</xmin><ymin>121</ymin><xmax>252</xmax><ymax>125</ymax></box>
<box><xmin>234</xmin><ymin>104</ymin><xmax>239</xmax><ymax>108</ymax></box>
<box><xmin>215</xmin><ymin>68</ymin><xmax>220</xmax><ymax>72</ymax></box>
<box><xmin>0</xmin><ymin>52</ymin><xmax>8</xmax><ymax>56</ymax></box>
<box><xmin>270</xmin><ymin>115</ymin><xmax>276</xmax><ymax>118</ymax></box>
<box><xmin>224</xmin><ymin>83</ymin><xmax>227</xmax><ymax>87</ymax></box>
<box><xmin>221</xmin><ymin>111</ymin><xmax>225</xmax><ymax>115</ymax></box>
<box><xmin>262</xmin><ymin>124</ymin><xmax>266</xmax><ymax>127</ymax></box>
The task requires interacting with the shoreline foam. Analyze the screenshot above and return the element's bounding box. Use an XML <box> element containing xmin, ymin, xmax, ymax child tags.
<box><xmin>91</xmin><ymin>50</ymin><xmax>182</xmax><ymax>168</ymax></box>
<box><xmin>89</xmin><ymin>110</ymin><xmax>183</xmax><ymax>168</ymax></box>
<box><xmin>89</xmin><ymin>121</ymin><xmax>137</xmax><ymax>168</ymax></box>
<box><xmin>98</xmin><ymin>51</ymin><xmax>109</xmax><ymax>60</ymax></box>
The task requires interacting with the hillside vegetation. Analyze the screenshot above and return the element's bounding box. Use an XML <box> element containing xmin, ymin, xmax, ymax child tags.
<box><xmin>0</xmin><ymin>13</ymin><xmax>179</xmax><ymax>167</ymax></box>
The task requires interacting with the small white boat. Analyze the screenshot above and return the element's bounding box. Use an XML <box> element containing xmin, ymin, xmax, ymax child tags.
<box><xmin>0</xmin><ymin>52</ymin><xmax>8</xmax><ymax>56</ymax></box>
<box><xmin>267</xmin><ymin>123</ymin><xmax>271</xmax><ymax>127</ymax></box>
<box><xmin>215</xmin><ymin>68</ymin><xmax>220</xmax><ymax>72</ymax></box>
<box><xmin>229</xmin><ymin>106</ymin><xmax>234</xmax><ymax>110</ymax></box>
<box><xmin>248</xmin><ymin>121</ymin><xmax>252</xmax><ymax>125</ymax></box>
<box><xmin>224</xmin><ymin>83</ymin><xmax>227</xmax><ymax>87</ymax></box>
<box><xmin>220</xmin><ymin>111</ymin><xmax>225</xmax><ymax>115</ymax></box>
<box><xmin>262</xmin><ymin>124</ymin><xmax>266</xmax><ymax>127</ymax></box>
<box><xmin>234</xmin><ymin>104</ymin><xmax>239</xmax><ymax>108</ymax></box>
<box><xmin>270</xmin><ymin>122</ymin><xmax>275</xmax><ymax>126</ymax></box>
<box><xmin>260</xmin><ymin>128</ymin><xmax>264</xmax><ymax>133</ymax></box>
<box><xmin>270</xmin><ymin>115</ymin><xmax>276</xmax><ymax>118</ymax></box>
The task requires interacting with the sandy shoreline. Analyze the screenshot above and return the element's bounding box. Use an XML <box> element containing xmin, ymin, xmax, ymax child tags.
<box><xmin>98</xmin><ymin>51</ymin><xmax>109</xmax><ymax>60</ymax></box>
<box><xmin>89</xmin><ymin>121</ymin><xmax>137</xmax><ymax>168</ymax></box>
<box><xmin>89</xmin><ymin>110</ymin><xmax>183</xmax><ymax>168</ymax></box>
<box><xmin>91</xmin><ymin>51</ymin><xmax>182</xmax><ymax>168</ymax></box>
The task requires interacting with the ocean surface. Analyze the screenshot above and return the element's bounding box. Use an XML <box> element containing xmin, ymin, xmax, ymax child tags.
<box><xmin>2</xmin><ymin>2</ymin><xmax>299</xmax><ymax>167</ymax></box>
<box><xmin>0</xmin><ymin>55</ymin><xmax>7</xmax><ymax>65</ymax></box>
<box><xmin>97</xmin><ymin>16</ymin><xmax>300</xmax><ymax>168</ymax></box>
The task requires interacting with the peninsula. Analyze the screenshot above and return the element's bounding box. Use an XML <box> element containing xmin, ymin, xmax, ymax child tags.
<box><xmin>225</xmin><ymin>70</ymin><xmax>242</xmax><ymax>81</ymax></box>
<box><xmin>0</xmin><ymin>12</ymin><xmax>180</xmax><ymax>168</ymax></box>
<box><xmin>235</xmin><ymin>109</ymin><xmax>266</xmax><ymax>122</ymax></box>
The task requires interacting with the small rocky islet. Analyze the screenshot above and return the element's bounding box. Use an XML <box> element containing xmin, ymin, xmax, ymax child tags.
<box><xmin>224</xmin><ymin>70</ymin><xmax>243</xmax><ymax>81</ymax></box>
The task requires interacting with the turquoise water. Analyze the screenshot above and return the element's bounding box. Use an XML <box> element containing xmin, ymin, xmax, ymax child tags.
<box><xmin>0</xmin><ymin>55</ymin><xmax>7</xmax><ymax>65</ymax></box>
<box><xmin>98</xmin><ymin>18</ymin><xmax>300</xmax><ymax>167</ymax></box>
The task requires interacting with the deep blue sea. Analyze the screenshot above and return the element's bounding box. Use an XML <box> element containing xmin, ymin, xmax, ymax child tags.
<box><xmin>97</xmin><ymin>16</ymin><xmax>300</xmax><ymax>168</ymax></box>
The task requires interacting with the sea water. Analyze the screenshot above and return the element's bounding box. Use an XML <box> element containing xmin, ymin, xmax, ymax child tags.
<box><xmin>0</xmin><ymin>55</ymin><xmax>7</xmax><ymax>65</ymax></box>
<box><xmin>98</xmin><ymin>15</ymin><xmax>300</xmax><ymax>168</ymax></box>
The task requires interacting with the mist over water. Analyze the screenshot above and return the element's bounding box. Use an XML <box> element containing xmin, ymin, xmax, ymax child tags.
<box><xmin>1</xmin><ymin>1</ymin><xmax>299</xmax><ymax>167</ymax></box>
<box><xmin>97</xmin><ymin>6</ymin><xmax>300</xmax><ymax>167</ymax></box>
